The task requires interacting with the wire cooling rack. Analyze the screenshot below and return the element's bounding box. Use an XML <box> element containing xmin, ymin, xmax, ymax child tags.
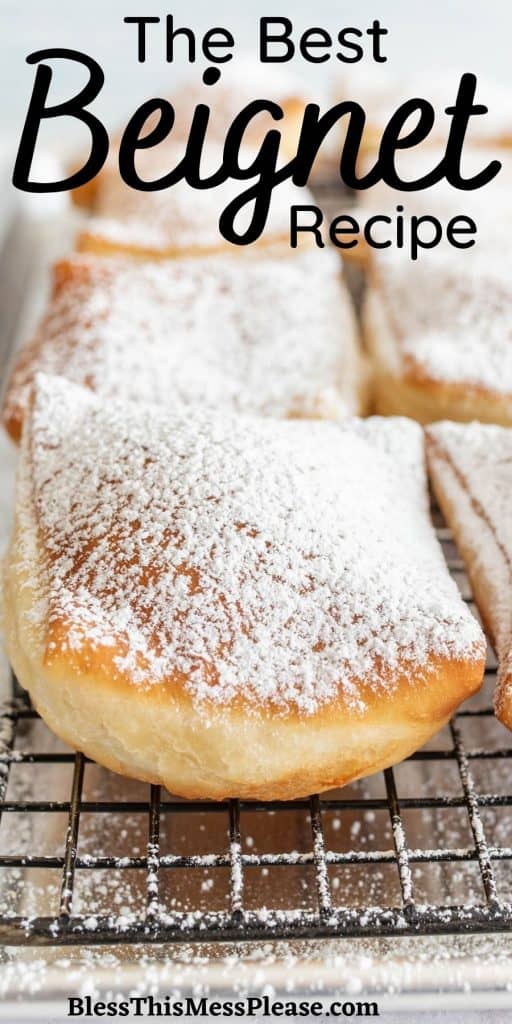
<box><xmin>0</xmin><ymin>519</ymin><xmax>512</xmax><ymax>946</ymax></box>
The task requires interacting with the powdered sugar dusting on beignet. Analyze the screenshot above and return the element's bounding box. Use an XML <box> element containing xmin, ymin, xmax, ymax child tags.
<box><xmin>19</xmin><ymin>375</ymin><xmax>484</xmax><ymax>716</ymax></box>
<box><xmin>83</xmin><ymin>142</ymin><xmax>307</xmax><ymax>251</ymax></box>
<box><xmin>427</xmin><ymin>420</ymin><xmax>512</xmax><ymax>721</ymax></box>
<box><xmin>4</xmin><ymin>250</ymin><xmax>357</xmax><ymax>438</ymax></box>
<box><xmin>374</xmin><ymin>233</ymin><xmax>512</xmax><ymax>396</ymax></box>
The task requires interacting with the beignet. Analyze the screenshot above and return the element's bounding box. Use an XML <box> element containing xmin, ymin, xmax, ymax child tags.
<box><xmin>427</xmin><ymin>420</ymin><xmax>512</xmax><ymax>729</ymax></box>
<box><xmin>3</xmin><ymin>249</ymin><xmax>363</xmax><ymax>444</ymax></box>
<box><xmin>364</xmin><ymin>235</ymin><xmax>512</xmax><ymax>425</ymax></box>
<box><xmin>3</xmin><ymin>374</ymin><xmax>485</xmax><ymax>798</ymax></box>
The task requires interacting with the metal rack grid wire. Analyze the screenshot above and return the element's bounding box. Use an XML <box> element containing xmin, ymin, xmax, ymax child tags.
<box><xmin>0</xmin><ymin>518</ymin><xmax>512</xmax><ymax>946</ymax></box>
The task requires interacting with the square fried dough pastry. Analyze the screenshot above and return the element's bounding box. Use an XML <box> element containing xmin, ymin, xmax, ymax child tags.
<box><xmin>73</xmin><ymin>61</ymin><xmax>308</xmax><ymax>210</ymax></box>
<box><xmin>3</xmin><ymin>374</ymin><xmax>485</xmax><ymax>799</ymax></box>
<box><xmin>77</xmin><ymin>141</ymin><xmax>309</xmax><ymax>259</ymax></box>
<box><xmin>427</xmin><ymin>420</ymin><xmax>512</xmax><ymax>730</ymax></box>
<box><xmin>332</xmin><ymin>68</ymin><xmax>512</xmax><ymax>159</ymax></box>
<box><xmin>343</xmin><ymin>147</ymin><xmax>512</xmax><ymax>271</ymax></box>
<box><xmin>364</xmin><ymin>235</ymin><xmax>512</xmax><ymax>426</ymax></box>
<box><xmin>2</xmin><ymin>249</ymin><xmax>363</xmax><ymax>444</ymax></box>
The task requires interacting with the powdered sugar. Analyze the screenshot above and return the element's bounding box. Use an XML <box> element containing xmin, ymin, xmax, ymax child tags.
<box><xmin>20</xmin><ymin>375</ymin><xmax>483</xmax><ymax>716</ymax></box>
<box><xmin>427</xmin><ymin>420</ymin><xmax>512</xmax><ymax>706</ymax></box>
<box><xmin>4</xmin><ymin>249</ymin><xmax>357</xmax><ymax>431</ymax></box>
<box><xmin>428</xmin><ymin>421</ymin><xmax>512</xmax><ymax>564</ymax></box>
<box><xmin>84</xmin><ymin>142</ymin><xmax>307</xmax><ymax>250</ymax></box>
<box><xmin>375</xmin><ymin>234</ymin><xmax>512</xmax><ymax>395</ymax></box>
<box><xmin>358</xmin><ymin>145</ymin><xmax>512</xmax><ymax>225</ymax></box>
<box><xmin>166</xmin><ymin>58</ymin><xmax>307</xmax><ymax>144</ymax></box>
<box><xmin>333</xmin><ymin>67</ymin><xmax>512</xmax><ymax>146</ymax></box>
